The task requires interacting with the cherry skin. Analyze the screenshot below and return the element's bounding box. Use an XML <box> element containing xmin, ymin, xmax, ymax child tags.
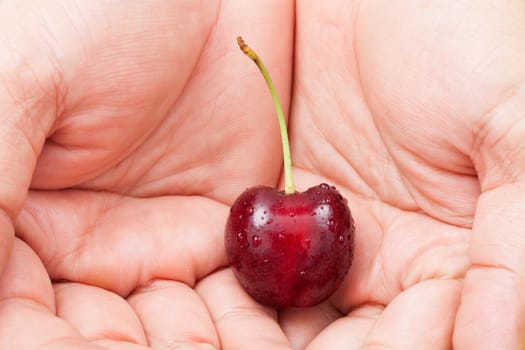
<box><xmin>225</xmin><ymin>183</ymin><xmax>355</xmax><ymax>308</ymax></box>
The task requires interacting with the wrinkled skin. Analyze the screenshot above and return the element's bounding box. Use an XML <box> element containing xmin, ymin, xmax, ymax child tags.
<box><xmin>0</xmin><ymin>1</ymin><xmax>524</xmax><ymax>349</ymax></box>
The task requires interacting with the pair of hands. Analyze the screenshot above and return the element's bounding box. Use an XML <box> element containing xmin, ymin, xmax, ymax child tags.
<box><xmin>1</xmin><ymin>1</ymin><xmax>525</xmax><ymax>349</ymax></box>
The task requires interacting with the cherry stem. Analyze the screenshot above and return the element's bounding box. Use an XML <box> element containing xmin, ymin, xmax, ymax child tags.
<box><xmin>237</xmin><ymin>36</ymin><xmax>295</xmax><ymax>194</ymax></box>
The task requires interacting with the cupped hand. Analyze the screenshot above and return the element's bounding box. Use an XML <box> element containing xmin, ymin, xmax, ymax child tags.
<box><xmin>268</xmin><ymin>1</ymin><xmax>525</xmax><ymax>349</ymax></box>
<box><xmin>0</xmin><ymin>1</ymin><xmax>294</xmax><ymax>349</ymax></box>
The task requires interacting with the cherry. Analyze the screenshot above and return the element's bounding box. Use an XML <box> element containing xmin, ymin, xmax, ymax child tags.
<box><xmin>224</xmin><ymin>37</ymin><xmax>355</xmax><ymax>308</ymax></box>
<box><xmin>226</xmin><ymin>184</ymin><xmax>354</xmax><ymax>307</ymax></box>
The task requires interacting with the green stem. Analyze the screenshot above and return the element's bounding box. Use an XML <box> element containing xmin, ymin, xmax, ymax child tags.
<box><xmin>237</xmin><ymin>36</ymin><xmax>295</xmax><ymax>194</ymax></box>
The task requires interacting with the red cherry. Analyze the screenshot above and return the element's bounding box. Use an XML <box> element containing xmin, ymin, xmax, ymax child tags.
<box><xmin>225</xmin><ymin>184</ymin><xmax>354</xmax><ymax>307</ymax></box>
<box><xmin>228</xmin><ymin>37</ymin><xmax>356</xmax><ymax>307</ymax></box>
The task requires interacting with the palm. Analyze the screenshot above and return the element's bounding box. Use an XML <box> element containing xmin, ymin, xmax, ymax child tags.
<box><xmin>282</xmin><ymin>2</ymin><xmax>525</xmax><ymax>349</ymax></box>
<box><xmin>1</xmin><ymin>1</ymin><xmax>293</xmax><ymax>349</ymax></box>
<box><xmin>239</xmin><ymin>1</ymin><xmax>475</xmax><ymax>347</ymax></box>
<box><xmin>2</xmin><ymin>1</ymin><xmax>525</xmax><ymax>349</ymax></box>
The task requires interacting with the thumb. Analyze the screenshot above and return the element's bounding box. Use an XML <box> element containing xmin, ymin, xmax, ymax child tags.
<box><xmin>454</xmin><ymin>86</ymin><xmax>525</xmax><ymax>349</ymax></box>
<box><xmin>0</xmin><ymin>52</ymin><xmax>57</xmax><ymax>275</ymax></box>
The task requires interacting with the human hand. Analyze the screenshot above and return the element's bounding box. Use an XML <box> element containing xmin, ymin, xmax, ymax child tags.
<box><xmin>0</xmin><ymin>1</ymin><xmax>294</xmax><ymax>348</ymax></box>
<box><xmin>260</xmin><ymin>1</ymin><xmax>525</xmax><ymax>349</ymax></box>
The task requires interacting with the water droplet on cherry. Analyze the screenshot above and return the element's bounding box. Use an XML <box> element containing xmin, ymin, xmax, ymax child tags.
<box><xmin>252</xmin><ymin>235</ymin><xmax>262</xmax><ymax>247</ymax></box>
<box><xmin>304</xmin><ymin>238</ymin><xmax>311</xmax><ymax>248</ymax></box>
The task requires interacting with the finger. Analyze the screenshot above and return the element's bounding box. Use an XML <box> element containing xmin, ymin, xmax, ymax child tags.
<box><xmin>279</xmin><ymin>302</ymin><xmax>342</xmax><ymax>350</ymax></box>
<box><xmin>0</xmin><ymin>238</ymin><xmax>54</xmax><ymax>309</ymax></box>
<box><xmin>306</xmin><ymin>305</ymin><xmax>382</xmax><ymax>350</ymax></box>
<box><xmin>0</xmin><ymin>239</ymin><xmax>102</xmax><ymax>350</ymax></box>
<box><xmin>455</xmin><ymin>183</ymin><xmax>525</xmax><ymax>349</ymax></box>
<box><xmin>16</xmin><ymin>190</ymin><xmax>228</xmax><ymax>296</ymax></box>
<box><xmin>128</xmin><ymin>279</ymin><xmax>219</xmax><ymax>349</ymax></box>
<box><xmin>361</xmin><ymin>280</ymin><xmax>461</xmax><ymax>350</ymax></box>
<box><xmin>54</xmin><ymin>282</ymin><xmax>147</xmax><ymax>348</ymax></box>
<box><xmin>196</xmin><ymin>269</ymin><xmax>291</xmax><ymax>350</ymax></box>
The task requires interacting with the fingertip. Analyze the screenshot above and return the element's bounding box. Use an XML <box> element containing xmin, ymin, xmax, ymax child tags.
<box><xmin>196</xmin><ymin>269</ymin><xmax>291</xmax><ymax>350</ymax></box>
<box><xmin>0</xmin><ymin>237</ymin><xmax>54</xmax><ymax>312</ymax></box>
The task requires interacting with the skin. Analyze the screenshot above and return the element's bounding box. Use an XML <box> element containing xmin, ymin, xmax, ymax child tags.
<box><xmin>0</xmin><ymin>0</ymin><xmax>524</xmax><ymax>349</ymax></box>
